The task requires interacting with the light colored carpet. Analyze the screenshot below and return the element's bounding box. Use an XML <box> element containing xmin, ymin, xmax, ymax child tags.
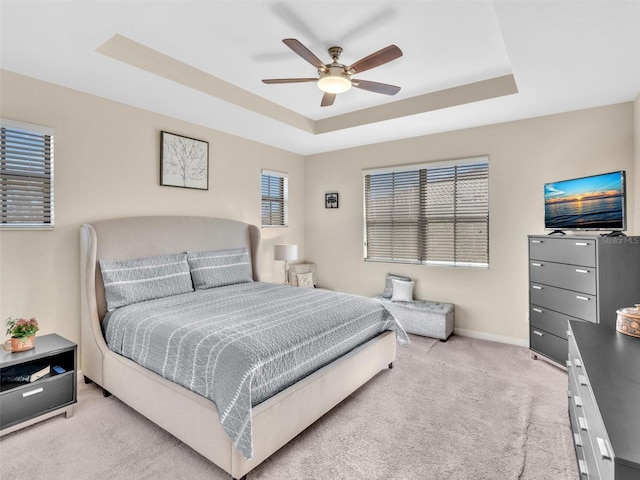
<box><xmin>0</xmin><ymin>335</ymin><xmax>577</xmax><ymax>480</ymax></box>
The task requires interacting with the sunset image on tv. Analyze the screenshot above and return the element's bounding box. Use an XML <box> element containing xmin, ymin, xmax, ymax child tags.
<box><xmin>544</xmin><ymin>171</ymin><xmax>625</xmax><ymax>230</ymax></box>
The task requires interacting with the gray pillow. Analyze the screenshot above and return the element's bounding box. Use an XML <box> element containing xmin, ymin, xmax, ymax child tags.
<box><xmin>100</xmin><ymin>253</ymin><xmax>193</xmax><ymax>311</ymax></box>
<box><xmin>391</xmin><ymin>278</ymin><xmax>414</xmax><ymax>303</ymax></box>
<box><xmin>187</xmin><ymin>247</ymin><xmax>253</xmax><ymax>290</ymax></box>
<box><xmin>383</xmin><ymin>274</ymin><xmax>411</xmax><ymax>298</ymax></box>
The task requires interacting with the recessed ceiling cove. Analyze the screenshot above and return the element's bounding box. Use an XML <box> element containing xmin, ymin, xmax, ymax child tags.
<box><xmin>97</xmin><ymin>34</ymin><xmax>517</xmax><ymax>135</ymax></box>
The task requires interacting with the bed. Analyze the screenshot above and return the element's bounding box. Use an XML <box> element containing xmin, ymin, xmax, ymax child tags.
<box><xmin>80</xmin><ymin>216</ymin><xmax>404</xmax><ymax>479</ymax></box>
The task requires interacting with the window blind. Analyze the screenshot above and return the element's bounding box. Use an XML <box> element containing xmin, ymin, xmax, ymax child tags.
<box><xmin>364</xmin><ymin>158</ymin><xmax>489</xmax><ymax>267</ymax></box>
<box><xmin>261</xmin><ymin>170</ymin><xmax>288</xmax><ymax>227</ymax></box>
<box><xmin>1</xmin><ymin>121</ymin><xmax>54</xmax><ymax>228</ymax></box>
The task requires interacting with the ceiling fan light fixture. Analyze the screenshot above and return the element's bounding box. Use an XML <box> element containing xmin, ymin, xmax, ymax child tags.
<box><xmin>317</xmin><ymin>68</ymin><xmax>352</xmax><ymax>94</ymax></box>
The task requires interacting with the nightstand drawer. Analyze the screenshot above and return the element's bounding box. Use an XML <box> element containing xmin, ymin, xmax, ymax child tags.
<box><xmin>529</xmin><ymin>237</ymin><xmax>596</xmax><ymax>267</ymax></box>
<box><xmin>0</xmin><ymin>373</ymin><xmax>74</xmax><ymax>429</ymax></box>
<box><xmin>530</xmin><ymin>283</ymin><xmax>596</xmax><ymax>322</ymax></box>
<box><xmin>529</xmin><ymin>260</ymin><xmax>596</xmax><ymax>295</ymax></box>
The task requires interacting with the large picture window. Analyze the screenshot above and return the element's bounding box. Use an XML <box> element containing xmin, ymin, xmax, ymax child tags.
<box><xmin>363</xmin><ymin>157</ymin><xmax>489</xmax><ymax>267</ymax></box>
<box><xmin>261</xmin><ymin>170</ymin><xmax>288</xmax><ymax>227</ymax></box>
<box><xmin>1</xmin><ymin>120</ymin><xmax>54</xmax><ymax>228</ymax></box>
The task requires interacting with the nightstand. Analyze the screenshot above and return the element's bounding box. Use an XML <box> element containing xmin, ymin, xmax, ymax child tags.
<box><xmin>0</xmin><ymin>333</ymin><xmax>77</xmax><ymax>435</ymax></box>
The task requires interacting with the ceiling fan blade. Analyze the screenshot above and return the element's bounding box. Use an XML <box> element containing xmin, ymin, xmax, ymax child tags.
<box><xmin>352</xmin><ymin>79</ymin><xmax>401</xmax><ymax>95</ymax></box>
<box><xmin>348</xmin><ymin>45</ymin><xmax>402</xmax><ymax>74</ymax></box>
<box><xmin>321</xmin><ymin>92</ymin><xmax>336</xmax><ymax>107</ymax></box>
<box><xmin>262</xmin><ymin>78</ymin><xmax>318</xmax><ymax>84</ymax></box>
<box><xmin>283</xmin><ymin>38</ymin><xmax>328</xmax><ymax>72</ymax></box>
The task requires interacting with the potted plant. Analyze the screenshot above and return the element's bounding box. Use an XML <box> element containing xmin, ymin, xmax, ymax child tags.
<box><xmin>3</xmin><ymin>317</ymin><xmax>39</xmax><ymax>352</ymax></box>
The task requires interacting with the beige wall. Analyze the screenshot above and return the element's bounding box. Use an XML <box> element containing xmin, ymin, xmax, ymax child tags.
<box><xmin>635</xmin><ymin>91</ymin><xmax>640</xmax><ymax>229</ymax></box>
<box><xmin>0</xmin><ymin>70</ymin><xmax>304</xmax><ymax>344</ymax></box>
<box><xmin>1</xmin><ymin>69</ymin><xmax>635</xmax><ymax>349</ymax></box>
<box><xmin>304</xmin><ymin>103</ymin><xmax>635</xmax><ymax>345</ymax></box>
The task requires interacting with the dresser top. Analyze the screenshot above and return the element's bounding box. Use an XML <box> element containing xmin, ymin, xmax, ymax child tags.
<box><xmin>569</xmin><ymin>320</ymin><xmax>640</xmax><ymax>468</ymax></box>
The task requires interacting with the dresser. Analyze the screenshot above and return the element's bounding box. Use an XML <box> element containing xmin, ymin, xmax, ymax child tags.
<box><xmin>528</xmin><ymin>235</ymin><xmax>640</xmax><ymax>364</ymax></box>
<box><xmin>567</xmin><ymin>320</ymin><xmax>640</xmax><ymax>480</ymax></box>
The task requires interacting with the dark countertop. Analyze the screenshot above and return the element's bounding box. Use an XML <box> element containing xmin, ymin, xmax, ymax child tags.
<box><xmin>569</xmin><ymin>320</ymin><xmax>640</xmax><ymax>470</ymax></box>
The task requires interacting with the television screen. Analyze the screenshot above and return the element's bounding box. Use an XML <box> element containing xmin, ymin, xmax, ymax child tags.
<box><xmin>544</xmin><ymin>171</ymin><xmax>626</xmax><ymax>231</ymax></box>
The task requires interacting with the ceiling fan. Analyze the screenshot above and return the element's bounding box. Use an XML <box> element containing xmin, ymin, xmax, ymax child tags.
<box><xmin>262</xmin><ymin>38</ymin><xmax>403</xmax><ymax>107</ymax></box>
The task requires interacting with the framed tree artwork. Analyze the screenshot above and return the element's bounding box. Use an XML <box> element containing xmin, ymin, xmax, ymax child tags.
<box><xmin>160</xmin><ymin>131</ymin><xmax>209</xmax><ymax>190</ymax></box>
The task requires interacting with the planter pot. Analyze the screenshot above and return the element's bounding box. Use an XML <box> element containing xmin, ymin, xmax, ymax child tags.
<box><xmin>2</xmin><ymin>335</ymin><xmax>35</xmax><ymax>352</ymax></box>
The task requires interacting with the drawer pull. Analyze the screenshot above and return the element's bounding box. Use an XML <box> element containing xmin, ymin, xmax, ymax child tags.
<box><xmin>575</xmin><ymin>242</ymin><xmax>589</xmax><ymax>246</ymax></box>
<box><xmin>532</xmin><ymin>307</ymin><xmax>543</xmax><ymax>313</ymax></box>
<box><xmin>531</xmin><ymin>240</ymin><xmax>543</xmax><ymax>244</ymax></box>
<box><xmin>578</xmin><ymin>416</ymin><xmax>588</xmax><ymax>431</ymax></box>
<box><xmin>578</xmin><ymin>459</ymin><xmax>588</xmax><ymax>477</ymax></box>
<box><xmin>574</xmin><ymin>395</ymin><xmax>583</xmax><ymax>407</ymax></box>
<box><xmin>532</xmin><ymin>285</ymin><xmax>543</xmax><ymax>290</ymax></box>
<box><xmin>22</xmin><ymin>387</ymin><xmax>44</xmax><ymax>398</ymax></box>
<box><xmin>596</xmin><ymin>437</ymin><xmax>612</xmax><ymax>461</ymax></box>
<box><xmin>575</xmin><ymin>268</ymin><xmax>589</xmax><ymax>273</ymax></box>
<box><xmin>574</xmin><ymin>358</ymin><xmax>582</xmax><ymax>368</ymax></box>
<box><xmin>576</xmin><ymin>296</ymin><xmax>590</xmax><ymax>301</ymax></box>
<box><xmin>578</xmin><ymin>374</ymin><xmax>588</xmax><ymax>386</ymax></box>
<box><xmin>574</xmin><ymin>433</ymin><xmax>582</xmax><ymax>447</ymax></box>
<box><xmin>532</xmin><ymin>262</ymin><xmax>543</xmax><ymax>267</ymax></box>
<box><xmin>567</xmin><ymin>330</ymin><xmax>572</xmax><ymax>337</ymax></box>
<box><xmin>533</xmin><ymin>330</ymin><xmax>544</xmax><ymax>337</ymax></box>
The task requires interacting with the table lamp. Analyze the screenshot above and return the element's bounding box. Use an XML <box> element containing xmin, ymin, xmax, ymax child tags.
<box><xmin>274</xmin><ymin>244</ymin><xmax>298</xmax><ymax>284</ymax></box>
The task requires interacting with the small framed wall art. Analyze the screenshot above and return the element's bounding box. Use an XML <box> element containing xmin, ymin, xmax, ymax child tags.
<box><xmin>325</xmin><ymin>192</ymin><xmax>339</xmax><ymax>209</ymax></box>
<box><xmin>160</xmin><ymin>131</ymin><xmax>209</xmax><ymax>190</ymax></box>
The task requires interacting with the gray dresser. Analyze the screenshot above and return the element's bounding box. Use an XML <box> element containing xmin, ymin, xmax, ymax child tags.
<box><xmin>528</xmin><ymin>235</ymin><xmax>640</xmax><ymax>364</ymax></box>
<box><xmin>567</xmin><ymin>320</ymin><xmax>640</xmax><ymax>480</ymax></box>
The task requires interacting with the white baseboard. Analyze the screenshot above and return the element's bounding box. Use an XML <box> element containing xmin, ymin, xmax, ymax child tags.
<box><xmin>454</xmin><ymin>328</ymin><xmax>528</xmax><ymax>348</ymax></box>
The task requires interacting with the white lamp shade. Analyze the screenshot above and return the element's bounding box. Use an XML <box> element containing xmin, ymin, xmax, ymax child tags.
<box><xmin>274</xmin><ymin>244</ymin><xmax>298</xmax><ymax>261</ymax></box>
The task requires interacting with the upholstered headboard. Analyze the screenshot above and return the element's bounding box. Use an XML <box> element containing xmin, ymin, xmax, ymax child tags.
<box><xmin>80</xmin><ymin>216</ymin><xmax>261</xmax><ymax>322</ymax></box>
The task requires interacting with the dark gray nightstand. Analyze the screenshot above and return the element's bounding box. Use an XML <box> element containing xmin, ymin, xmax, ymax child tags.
<box><xmin>0</xmin><ymin>333</ymin><xmax>77</xmax><ymax>435</ymax></box>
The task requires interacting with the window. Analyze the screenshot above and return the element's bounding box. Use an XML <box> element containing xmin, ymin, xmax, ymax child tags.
<box><xmin>363</xmin><ymin>157</ymin><xmax>489</xmax><ymax>267</ymax></box>
<box><xmin>1</xmin><ymin>120</ymin><xmax>54</xmax><ymax>228</ymax></box>
<box><xmin>261</xmin><ymin>170</ymin><xmax>288</xmax><ymax>227</ymax></box>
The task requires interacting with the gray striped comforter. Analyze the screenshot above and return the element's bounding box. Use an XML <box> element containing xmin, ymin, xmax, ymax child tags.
<box><xmin>103</xmin><ymin>282</ymin><xmax>408</xmax><ymax>460</ymax></box>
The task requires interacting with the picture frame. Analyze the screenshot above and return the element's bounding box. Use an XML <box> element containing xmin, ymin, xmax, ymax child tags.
<box><xmin>325</xmin><ymin>192</ymin><xmax>339</xmax><ymax>209</ymax></box>
<box><xmin>160</xmin><ymin>131</ymin><xmax>209</xmax><ymax>190</ymax></box>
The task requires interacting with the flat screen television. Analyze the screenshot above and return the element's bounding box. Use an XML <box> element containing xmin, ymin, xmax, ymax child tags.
<box><xmin>544</xmin><ymin>170</ymin><xmax>626</xmax><ymax>232</ymax></box>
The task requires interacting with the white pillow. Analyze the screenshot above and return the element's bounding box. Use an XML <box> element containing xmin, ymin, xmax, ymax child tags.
<box><xmin>391</xmin><ymin>278</ymin><xmax>414</xmax><ymax>302</ymax></box>
<box><xmin>297</xmin><ymin>272</ymin><xmax>315</xmax><ymax>288</ymax></box>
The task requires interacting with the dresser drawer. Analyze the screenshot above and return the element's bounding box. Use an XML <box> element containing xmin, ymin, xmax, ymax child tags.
<box><xmin>0</xmin><ymin>373</ymin><xmax>74</xmax><ymax>429</ymax></box>
<box><xmin>530</xmin><ymin>328</ymin><xmax>567</xmax><ymax>364</ymax></box>
<box><xmin>530</xmin><ymin>305</ymin><xmax>582</xmax><ymax>339</ymax></box>
<box><xmin>529</xmin><ymin>237</ymin><xmax>596</xmax><ymax>267</ymax></box>
<box><xmin>530</xmin><ymin>283</ymin><xmax>597</xmax><ymax>322</ymax></box>
<box><xmin>529</xmin><ymin>260</ymin><xmax>596</xmax><ymax>294</ymax></box>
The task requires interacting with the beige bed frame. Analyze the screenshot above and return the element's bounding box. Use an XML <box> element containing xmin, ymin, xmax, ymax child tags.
<box><xmin>80</xmin><ymin>216</ymin><xmax>397</xmax><ymax>479</ymax></box>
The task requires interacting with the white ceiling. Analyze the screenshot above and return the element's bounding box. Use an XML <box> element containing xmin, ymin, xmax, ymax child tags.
<box><xmin>1</xmin><ymin>1</ymin><xmax>639</xmax><ymax>155</ymax></box>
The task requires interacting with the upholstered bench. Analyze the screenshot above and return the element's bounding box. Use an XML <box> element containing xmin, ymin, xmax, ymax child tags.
<box><xmin>373</xmin><ymin>296</ymin><xmax>455</xmax><ymax>341</ymax></box>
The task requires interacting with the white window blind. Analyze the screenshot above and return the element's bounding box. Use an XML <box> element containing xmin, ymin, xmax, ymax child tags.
<box><xmin>364</xmin><ymin>158</ymin><xmax>489</xmax><ymax>267</ymax></box>
<box><xmin>1</xmin><ymin>120</ymin><xmax>54</xmax><ymax>228</ymax></box>
<box><xmin>261</xmin><ymin>170</ymin><xmax>288</xmax><ymax>227</ymax></box>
